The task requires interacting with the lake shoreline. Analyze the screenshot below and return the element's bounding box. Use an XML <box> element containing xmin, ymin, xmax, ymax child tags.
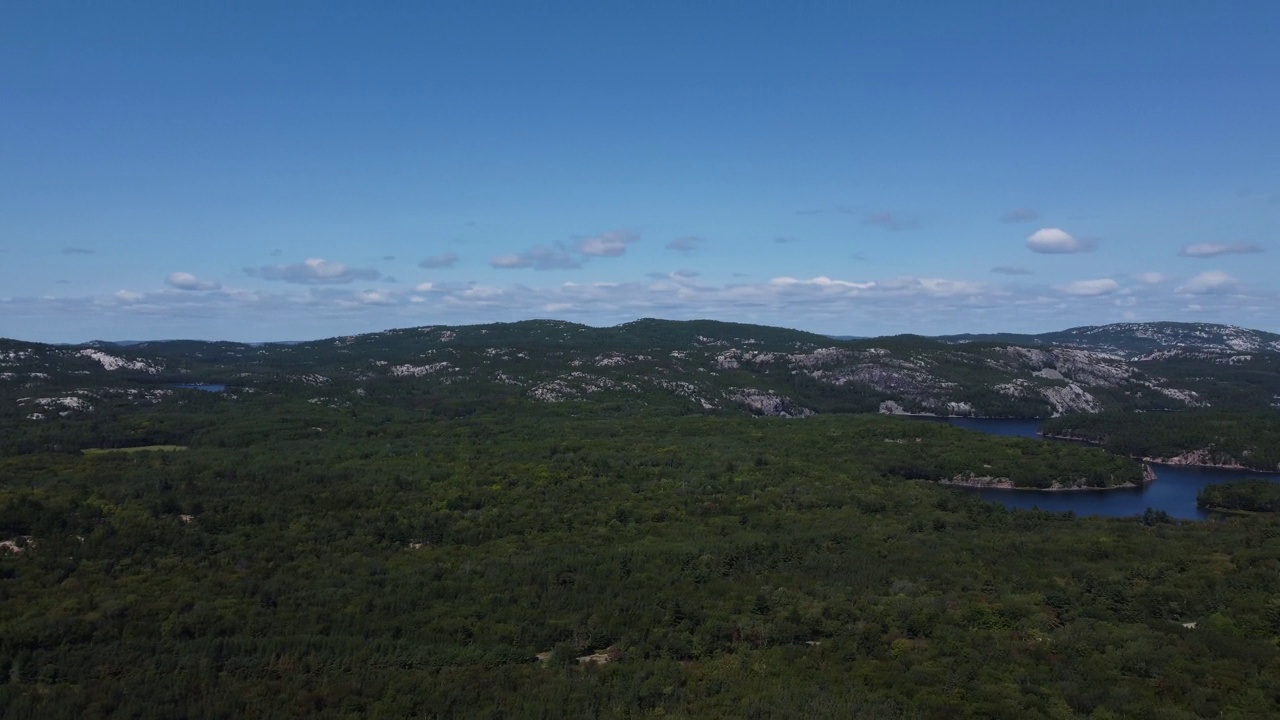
<box><xmin>1039</xmin><ymin>433</ymin><xmax>1280</xmax><ymax>474</ymax></box>
<box><xmin>939</xmin><ymin>463</ymin><xmax>1156</xmax><ymax>492</ymax></box>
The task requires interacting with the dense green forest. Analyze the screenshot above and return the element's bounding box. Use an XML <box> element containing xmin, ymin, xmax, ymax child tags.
<box><xmin>1198</xmin><ymin>480</ymin><xmax>1280</xmax><ymax>513</ymax></box>
<box><xmin>3</xmin><ymin>392</ymin><xmax>1280</xmax><ymax>719</ymax></box>
<box><xmin>1040</xmin><ymin>411</ymin><xmax>1280</xmax><ymax>472</ymax></box>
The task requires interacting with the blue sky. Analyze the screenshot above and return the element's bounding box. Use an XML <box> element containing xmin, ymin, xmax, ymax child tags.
<box><xmin>2</xmin><ymin>1</ymin><xmax>1277</xmax><ymax>342</ymax></box>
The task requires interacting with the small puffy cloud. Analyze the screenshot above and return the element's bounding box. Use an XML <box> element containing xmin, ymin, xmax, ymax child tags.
<box><xmin>1177</xmin><ymin>270</ymin><xmax>1239</xmax><ymax>295</ymax></box>
<box><xmin>1001</xmin><ymin>208</ymin><xmax>1040</xmax><ymax>223</ymax></box>
<box><xmin>489</xmin><ymin>254</ymin><xmax>530</xmax><ymax>269</ymax></box>
<box><xmin>990</xmin><ymin>266</ymin><xmax>1032</xmax><ymax>275</ymax></box>
<box><xmin>864</xmin><ymin>211</ymin><xmax>916</xmax><ymax>232</ymax></box>
<box><xmin>355</xmin><ymin>290</ymin><xmax>393</xmax><ymax>305</ymax></box>
<box><xmin>414</xmin><ymin>282</ymin><xmax>434</xmax><ymax>292</ymax></box>
<box><xmin>1178</xmin><ymin>243</ymin><xmax>1264</xmax><ymax>258</ymax></box>
<box><xmin>897</xmin><ymin>277</ymin><xmax>986</xmax><ymax>297</ymax></box>
<box><xmin>526</xmin><ymin>246</ymin><xmax>582</xmax><ymax>270</ymax></box>
<box><xmin>419</xmin><ymin>252</ymin><xmax>459</xmax><ymax>268</ymax></box>
<box><xmin>576</xmin><ymin>230</ymin><xmax>639</xmax><ymax>257</ymax></box>
<box><xmin>246</xmin><ymin>258</ymin><xmax>381</xmax><ymax>284</ymax></box>
<box><xmin>1134</xmin><ymin>272</ymin><xmax>1167</xmax><ymax>284</ymax></box>
<box><xmin>665</xmin><ymin>236</ymin><xmax>702</xmax><ymax>253</ymax></box>
<box><xmin>1026</xmin><ymin>228</ymin><xmax>1096</xmax><ymax>254</ymax></box>
<box><xmin>1059</xmin><ymin>278</ymin><xmax>1120</xmax><ymax>296</ymax></box>
<box><xmin>114</xmin><ymin>290</ymin><xmax>143</xmax><ymax>302</ymax></box>
<box><xmin>62</xmin><ymin>247</ymin><xmax>95</xmax><ymax>255</ymax></box>
<box><xmin>166</xmin><ymin>272</ymin><xmax>221</xmax><ymax>291</ymax></box>
<box><xmin>493</xmin><ymin>231</ymin><xmax>636</xmax><ymax>270</ymax></box>
<box><xmin>489</xmin><ymin>246</ymin><xmax>580</xmax><ymax>271</ymax></box>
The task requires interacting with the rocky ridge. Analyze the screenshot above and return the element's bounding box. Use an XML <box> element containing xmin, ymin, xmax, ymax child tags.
<box><xmin>1</xmin><ymin>319</ymin><xmax>1273</xmax><ymax>421</ymax></box>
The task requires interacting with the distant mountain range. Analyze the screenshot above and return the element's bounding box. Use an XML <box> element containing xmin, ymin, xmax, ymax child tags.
<box><xmin>4</xmin><ymin>320</ymin><xmax>1279</xmax><ymax>422</ymax></box>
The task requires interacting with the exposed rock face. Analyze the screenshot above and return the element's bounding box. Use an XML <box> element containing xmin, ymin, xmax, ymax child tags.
<box><xmin>878</xmin><ymin>400</ymin><xmax>908</xmax><ymax>415</ymax></box>
<box><xmin>1041</xmin><ymin>383</ymin><xmax>1103</xmax><ymax>416</ymax></box>
<box><xmin>77</xmin><ymin>349</ymin><xmax>162</xmax><ymax>374</ymax></box>
<box><xmin>391</xmin><ymin>362</ymin><xmax>451</xmax><ymax>377</ymax></box>
<box><xmin>529</xmin><ymin>373</ymin><xmax>621</xmax><ymax>403</ymax></box>
<box><xmin>998</xmin><ymin>346</ymin><xmax>1133</xmax><ymax>388</ymax></box>
<box><xmin>1141</xmin><ymin>449</ymin><xmax>1279</xmax><ymax>471</ymax></box>
<box><xmin>653</xmin><ymin>380</ymin><xmax>717</xmax><ymax>410</ymax></box>
<box><xmin>941</xmin><ymin>475</ymin><xmax>1016</xmax><ymax>489</ymax></box>
<box><xmin>726</xmin><ymin>389</ymin><xmax>813</xmax><ymax>418</ymax></box>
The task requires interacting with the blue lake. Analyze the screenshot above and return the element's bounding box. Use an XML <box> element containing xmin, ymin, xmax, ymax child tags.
<box><xmin>913</xmin><ymin>416</ymin><xmax>1277</xmax><ymax>520</ymax></box>
<box><xmin>173</xmin><ymin>383</ymin><xmax>226</xmax><ymax>392</ymax></box>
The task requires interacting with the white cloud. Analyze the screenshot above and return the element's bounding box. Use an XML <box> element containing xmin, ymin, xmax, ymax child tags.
<box><xmin>355</xmin><ymin>290</ymin><xmax>393</xmax><ymax>305</ymax></box>
<box><xmin>1134</xmin><ymin>272</ymin><xmax>1167</xmax><ymax>284</ymax></box>
<box><xmin>418</xmin><ymin>253</ymin><xmax>459</xmax><ymax>268</ymax></box>
<box><xmin>767</xmin><ymin>275</ymin><xmax>988</xmax><ymax>297</ymax></box>
<box><xmin>493</xmin><ymin>230</ymin><xmax>638</xmax><ymax>270</ymax></box>
<box><xmin>8</xmin><ymin>262</ymin><xmax>1277</xmax><ymax>343</ymax></box>
<box><xmin>1178</xmin><ymin>243</ymin><xmax>1264</xmax><ymax>258</ymax></box>
<box><xmin>769</xmin><ymin>276</ymin><xmax>877</xmax><ymax>291</ymax></box>
<box><xmin>489</xmin><ymin>246</ymin><xmax>580</xmax><ymax>270</ymax></box>
<box><xmin>166</xmin><ymin>272</ymin><xmax>221</xmax><ymax>291</ymax></box>
<box><xmin>489</xmin><ymin>254</ymin><xmax>530</xmax><ymax>269</ymax></box>
<box><xmin>1026</xmin><ymin>228</ymin><xmax>1096</xmax><ymax>254</ymax></box>
<box><xmin>1177</xmin><ymin>271</ymin><xmax>1239</xmax><ymax>295</ymax></box>
<box><xmin>574</xmin><ymin>230</ymin><xmax>639</xmax><ymax>257</ymax></box>
<box><xmin>1059</xmin><ymin>278</ymin><xmax>1120</xmax><ymax>296</ymax></box>
<box><xmin>912</xmin><ymin>278</ymin><xmax>986</xmax><ymax>296</ymax></box>
<box><xmin>247</xmin><ymin>258</ymin><xmax>381</xmax><ymax>284</ymax></box>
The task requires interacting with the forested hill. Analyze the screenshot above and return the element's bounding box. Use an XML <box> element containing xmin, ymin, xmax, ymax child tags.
<box><xmin>937</xmin><ymin>321</ymin><xmax>1280</xmax><ymax>360</ymax></box>
<box><xmin>3</xmin><ymin>318</ymin><xmax>1279</xmax><ymax>423</ymax></box>
<box><xmin>1040</xmin><ymin>411</ymin><xmax>1280</xmax><ymax>473</ymax></box>
<box><xmin>4</xmin><ymin>320</ymin><xmax>1280</xmax><ymax>717</ymax></box>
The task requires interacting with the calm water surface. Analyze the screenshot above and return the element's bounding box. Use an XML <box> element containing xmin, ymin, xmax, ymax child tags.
<box><xmin>914</xmin><ymin>416</ymin><xmax>1278</xmax><ymax>520</ymax></box>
